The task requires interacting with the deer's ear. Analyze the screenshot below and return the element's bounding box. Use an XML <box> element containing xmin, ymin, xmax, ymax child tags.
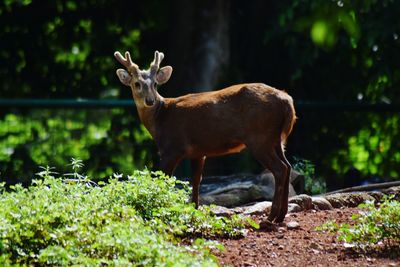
<box><xmin>116</xmin><ymin>69</ymin><xmax>132</xmax><ymax>86</ymax></box>
<box><xmin>156</xmin><ymin>66</ymin><xmax>173</xmax><ymax>85</ymax></box>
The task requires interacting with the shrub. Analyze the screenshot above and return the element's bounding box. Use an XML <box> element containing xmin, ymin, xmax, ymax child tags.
<box><xmin>317</xmin><ymin>196</ymin><xmax>400</xmax><ymax>249</ymax></box>
<box><xmin>0</xmin><ymin>169</ymin><xmax>245</xmax><ymax>266</ymax></box>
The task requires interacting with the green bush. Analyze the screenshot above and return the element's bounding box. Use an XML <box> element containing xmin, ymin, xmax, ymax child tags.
<box><xmin>0</xmin><ymin>168</ymin><xmax>245</xmax><ymax>266</ymax></box>
<box><xmin>317</xmin><ymin>196</ymin><xmax>400</xmax><ymax>249</ymax></box>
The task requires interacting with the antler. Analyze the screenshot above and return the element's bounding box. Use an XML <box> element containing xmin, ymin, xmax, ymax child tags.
<box><xmin>114</xmin><ymin>51</ymin><xmax>139</xmax><ymax>76</ymax></box>
<box><xmin>150</xmin><ymin>51</ymin><xmax>164</xmax><ymax>76</ymax></box>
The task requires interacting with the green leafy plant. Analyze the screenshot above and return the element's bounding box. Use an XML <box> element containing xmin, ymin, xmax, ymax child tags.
<box><xmin>0</xmin><ymin>163</ymin><xmax>246</xmax><ymax>266</ymax></box>
<box><xmin>317</xmin><ymin>196</ymin><xmax>400</xmax><ymax>250</ymax></box>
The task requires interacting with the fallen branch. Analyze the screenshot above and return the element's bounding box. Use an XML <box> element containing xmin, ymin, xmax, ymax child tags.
<box><xmin>325</xmin><ymin>181</ymin><xmax>400</xmax><ymax>195</ymax></box>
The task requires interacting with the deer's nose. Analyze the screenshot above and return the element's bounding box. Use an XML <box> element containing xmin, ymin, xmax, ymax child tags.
<box><xmin>145</xmin><ymin>97</ymin><xmax>155</xmax><ymax>106</ymax></box>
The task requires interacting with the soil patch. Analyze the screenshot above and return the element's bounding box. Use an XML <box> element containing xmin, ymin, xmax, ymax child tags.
<box><xmin>215</xmin><ymin>207</ymin><xmax>400</xmax><ymax>266</ymax></box>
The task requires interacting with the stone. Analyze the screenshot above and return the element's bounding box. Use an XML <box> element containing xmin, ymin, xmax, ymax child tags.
<box><xmin>311</xmin><ymin>197</ymin><xmax>333</xmax><ymax>210</ymax></box>
<box><xmin>210</xmin><ymin>205</ymin><xmax>236</xmax><ymax>217</ymax></box>
<box><xmin>325</xmin><ymin>192</ymin><xmax>376</xmax><ymax>208</ymax></box>
<box><xmin>288</xmin><ymin>203</ymin><xmax>302</xmax><ymax>213</ymax></box>
<box><xmin>199</xmin><ymin>170</ymin><xmax>304</xmax><ymax>207</ymax></box>
<box><xmin>287</xmin><ymin>220</ymin><xmax>300</xmax><ymax>230</ymax></box>
<box><xmin>288</xmin><ymin>194</ymin><xmax>313</xmax><ymax>210</ymax></box>
<box><xmin>382</xmin><ymin>186</ymin><xmax>400</xmax><ymax>200</ymax></box>
<box><xmin>242</xmin><ymin>201</ymin><xmax>272</xmax><ymax>215</ymax></box>
<box><xmin>368</xmin><ymin>191</ymin><xmax>383</xmax><ymax>202</ymax></box>
<box><xmin>259</xmin><ymin>220</ymin><xmax>277</xmax><ymax>231</ymax></box>
<box><xmin>201</xmin><ymin>188</ymin><xmax>250</xmax><ymax>207</ymax></box>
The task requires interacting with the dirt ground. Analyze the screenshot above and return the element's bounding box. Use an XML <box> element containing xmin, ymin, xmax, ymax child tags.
<box><xmin>215</xmin><ymin>207</ymin><xmax>400</xmax><ymax>267</ymax></box>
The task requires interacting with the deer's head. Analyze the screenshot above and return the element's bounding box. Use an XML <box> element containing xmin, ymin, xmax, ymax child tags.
<box><xmin>114</xmin><ymin>50</ymin><xmax>172</xmax><ymax>107</ymax></box>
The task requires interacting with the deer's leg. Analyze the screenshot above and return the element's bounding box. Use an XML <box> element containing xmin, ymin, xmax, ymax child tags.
<box><xmin>249</xmin><ymin>143</ymin><xmax>289</xmax><ymax>223</ymax></box>
<box><xmin>274</xmin><ymin>145</ymin><xmax>292</xmax><ymax>223</ymax></box>
<box><xmin>159</xmin><ymin>152</ymin><xmax>183</xmax><ymax>176</ymax></box>
<box><xmin>191</xmin><ymin>156</ymin><xmax>206</xmax><ymax>208</ymax></box>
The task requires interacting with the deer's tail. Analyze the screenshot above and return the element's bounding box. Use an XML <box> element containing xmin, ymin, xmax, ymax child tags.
<box><xmin>281</xmin><ymin>96</ymin><xmax>297</xmax><ymax>149</ymax></box>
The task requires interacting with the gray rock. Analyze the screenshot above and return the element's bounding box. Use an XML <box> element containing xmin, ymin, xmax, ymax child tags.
<box><xmin>382</xmin><ymin>186</ymin><xmax>400</xmax><ymax>200</ymax></box>
<box><xmin>201</xmin><ymin>189</ymin><xmax>246</xmax><ymax>207</ymax></box>
<box><xmin>287</xmin><ymin>220</ymin><xmax>300</xmax><ymax>230</ymax></box>
<box><xmin>325</xmin><ymin>192</ymin><xmax>376</xmax><ymax>208</ymax></box>
<box><xmin>210</xmin><ymin>205</ymin><xmax>236</xmax><ymax>217</ymax></box>
<box><xmin>368</xmin><ymin>191</ymin><xmax>384</xmax><ymax>202</ymax></box>
<box><xmin>288</xmin><ymin>194</ymin><xmax>313</xmax><ymax>210</ymax></box>
<box><xmin>242</xmin><ymin>201</ymin><xmax>272</xmax><ymax>215</ymax></box>
<box><xmin>312</xmin><ymin>197</ymin><xmax>333</xmax><ymax>210</ymax></box>
<box><xmin>199</xmin><ymin>170</ymin><xmax>304</xmax><ymax>207</ymax></box>
<box><xmin>288</xmin><ymin>203</ymin><xmax>302</xmax><ymax>213</ymax></box>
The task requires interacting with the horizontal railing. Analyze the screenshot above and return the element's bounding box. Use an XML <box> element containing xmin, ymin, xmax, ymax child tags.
<box><xmin>0</xmin><ymin>99</ymin><xmax>134</xmax><ymax>108</ymax></box>
<box><xmin>0</xmin><ymin>99</ymin><xmax>399</xmax><ymax>112</ymax></box>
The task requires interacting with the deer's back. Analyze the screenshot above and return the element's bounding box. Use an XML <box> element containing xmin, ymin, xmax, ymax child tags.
<box><xmin>162</xmin><ymin>83</ymin><xmax>292</xmax><ymax>124</ymax></box>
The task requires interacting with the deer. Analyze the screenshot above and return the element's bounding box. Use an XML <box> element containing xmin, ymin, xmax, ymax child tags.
<box><xmin>114</xmin><ymin>50</ymin><xmax>296</xmax><ymax>223</ymax></box>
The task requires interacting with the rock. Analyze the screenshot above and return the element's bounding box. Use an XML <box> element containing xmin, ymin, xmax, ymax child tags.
<box><xmin>199</xmin><ymin>170</ymin><xmax>303</xmax><ymax>207</ymax></box>
<box><xmin>210</xmin><ymin>205</ymin><xmax>236</xmax><ymax>217</ymax></box>
<box><xmin>278</xmin><ymin>227</ymin><xmax>286</xmax><ymax>233</ymax></box>
<box><xmin>382</xmin><ymin>186</ymin><xmax>400</xmax><ymax>200</ymax></box>
<box><xmin>290</xmin><ymin>171</ymin><xmax>305</xmax><ymax>195</ymax></box>
<box><xmin>287</xmin><ymin>220</ymin><xmax>300</xmax><ymax>230</ymax></box>
<box><xmin>324</xmin><ymin>194</ymin><xmax>345</xmax><ymax>208</ymax></box>
<box><xmin>276</xmin><ymin>233</ymin><xmax>284</xmax><ymax>239</ymax></box>
<box><xmin>311</xmin><ymin>197</ymin><xmax>333</xmax><ymax>210</ymax></box>
<box><xmin>368</xmin><ymin>191</ymin><xmax>383</xmax><ymax>202</ymax></box>
<box><xmin>325</xmin><ymin>192</ymin><xmax>376</xmax><ymax>208</ymax></box>
<box><xmin>288</xmin><ymin>203</ymin><xmax>302</xmax><ymax>213</ymax></box>
<box><xmin>242</xmin><ymin>201</ymin><xmax>272</xmax><ymax>215</ymax></box>
<box><xmin>201</xmin><ymin>188</ymin><xmax>250</xmax><ymax>207</ymax></box>
<box><xmin>288</xmin><ymin>194</ymin><xmax>313</xmax><ymax>210</ymax></box>
<box><xmin>259</xmin><ymin>220</ymin><xmax>278</xmax><ymax>231</ymax></box>
<box><xmin>258</xmin><ymin>171</ymin><xmax>298</xmax><ymax>197</ymax></box>
<box><xmin>309</xmin><ymin>242</ymin><xmax>322</xmax><ymax>250</ymax></box>
<box><xmin>231</xmin><ymin>206</ymin><xmax>245</xmax><ymax>214</ymax></box>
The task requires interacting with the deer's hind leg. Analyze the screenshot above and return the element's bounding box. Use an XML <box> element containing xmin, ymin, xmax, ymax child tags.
<box><xmin>248</xmin><ymin>141</ymin><xmax>290</xmax><ymax>223</ymax></box>
<box><xmin>274</xmin><ymin>144</ymin><xmax>292</xmax><ymax>222</ymax></box>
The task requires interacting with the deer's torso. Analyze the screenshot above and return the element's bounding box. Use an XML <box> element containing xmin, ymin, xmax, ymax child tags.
<box><xmin>150</xmin><ymin>83</ymin><xmax>294</xmax><ymax>159</ymax></box>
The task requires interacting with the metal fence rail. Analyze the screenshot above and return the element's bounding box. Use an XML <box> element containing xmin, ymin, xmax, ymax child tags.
<box><xmin>1</xmin><ymin>99</ymin><xmax>400</xmax><ymax>112</ymax></box>
<box><xmin>0</xmin><ymin>99</ymin><xmax>134</xmax><ymax>108</ymax></box>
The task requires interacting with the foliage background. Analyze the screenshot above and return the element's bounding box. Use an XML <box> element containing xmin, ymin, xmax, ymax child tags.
<box><xmin>1</xmin><ymin>0</ymin><xmax>399</xmax><ymax>188</ymax></box>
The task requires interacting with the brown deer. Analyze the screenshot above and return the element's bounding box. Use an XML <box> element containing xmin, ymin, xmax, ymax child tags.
<box><xmin>114</xmin><ymin>50</ymin><xmax>296</xmax><ymax>223</ymax></box>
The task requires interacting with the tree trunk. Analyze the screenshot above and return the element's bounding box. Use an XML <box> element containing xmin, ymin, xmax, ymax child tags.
<box><xmin>166</xmin><ymin>0</ymin><xmax>230</xmax><ymax>95</ymax></box>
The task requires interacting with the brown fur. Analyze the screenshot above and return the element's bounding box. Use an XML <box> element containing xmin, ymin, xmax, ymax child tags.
<box><xmin>154</xmin><ymin>83</ymin><xmax>295</xmax><ymax>159</ymax></box>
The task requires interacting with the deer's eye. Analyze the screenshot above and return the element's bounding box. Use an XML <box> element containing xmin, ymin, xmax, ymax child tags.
<box><xmin>134</xmin><ymin>82</ymin><xmax>141</xmax><ymax>88</ymax></box>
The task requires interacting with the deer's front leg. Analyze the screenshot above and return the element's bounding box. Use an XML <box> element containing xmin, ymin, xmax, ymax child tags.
<box><xmin>191</xmin><ymin>157</ymin><xmax>206</xmax><ymax>208</ymax></box>
<box><xmin>159</xmin><ymin>151</ymin><xmax>183</xmax><ymax>176</ymax></box>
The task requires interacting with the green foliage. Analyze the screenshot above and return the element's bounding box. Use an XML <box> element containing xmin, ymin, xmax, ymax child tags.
<box><xmin>0</xmin><ymin>0</ymin><xmax>157</xmax><ymax>98</ymax></box>
<box><xmin>330</xmin><ymin>114</ymin><xmax>400</xmax><ymax>178</ymax></box>
<box><xmin>0</xmin><ymin>168</ymin><xmax>245</xmax><ymax>266</ymax></box>
<box><xmin>317</xmin><ymin>196</ymin><xmax>400</xmax><ymax>249</ymax></box>
<box><xmin>1</xmin><ymin>0</ymin><xmax>400</xmax><ymax>185</ymax></box>
<box><xmin>293</xmin><ymin>157</ymin><xmax>326</xmax><ymax>195</ymax></box>
<box><xmin>275</xmin><ymin>0</ymin><xmax>400</xmax><ymax>182</ymax></box>
<box><xmin>0</xmin><ymin>109</ymin><xmax>153</xmax><ymax>183</ymax></box>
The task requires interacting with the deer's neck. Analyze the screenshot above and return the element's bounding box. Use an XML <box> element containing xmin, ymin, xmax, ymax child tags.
<box><xmin>135</xmin><ymin>98</ymin><xmax>164</xmax><ymax>139</ymax></box>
